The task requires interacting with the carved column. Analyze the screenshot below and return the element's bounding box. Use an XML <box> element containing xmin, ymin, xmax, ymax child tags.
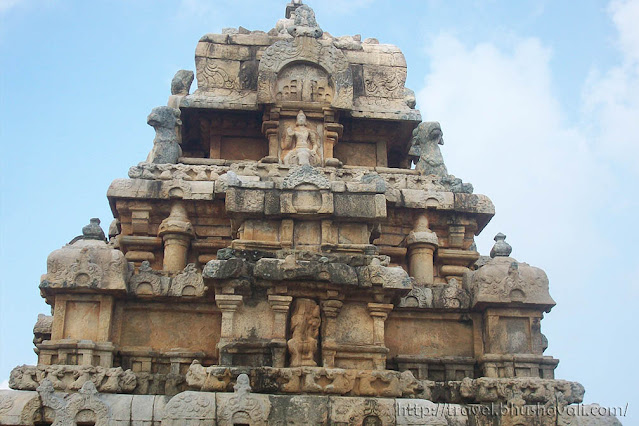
<box><xmin>367</xmin><ymin>302</ymin><xmax>393</xmax><ymax>370</ymax></box>
<box><xmin>268</xmin><ymin>295</ymin><xmax>293</xmax><ymax>368</ymax></box>
<box><xmin>158</xmin><ymin>202</ymin><xmax>194</xmax><ymax>272</ymax></box>
<box><xmin>406</xmin><ymin>213</ymin><xmax>439</xmax><ymax>285</ymax></box>
<box><xmin>323</xmin><ymin>108</ymin><xmax>343</xmax><ymax>166</ymax></box>
<box><xmin>261</xmin><ymin>106</ymin><xmax>280</xmax><ymax>163</ymax></box>
<box><xmin>367</xmin><ymin>303</ymin><xmax>393</xmax><ymax>345</ymax></box>
<box><xmin>215</xmin><ymin>294</ymin><xmax>243</xmax><ymax>365</ymax></box>
<box><xmin>320</xmin><ymin>299</ymin><xmax>343</xmax><ymax>368</ymax></box>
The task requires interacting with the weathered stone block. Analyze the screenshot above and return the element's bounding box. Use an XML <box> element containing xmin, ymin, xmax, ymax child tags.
<box><xmin>454</xmin><ymin>193</ymin><xmax>495</xmax><ymax>215</ymax></box>
<box><xmin>225</xmin><ymin>187</ymin><xmax>265</xmax><ymax>214</ymax></box>
<box><xmin>334</xmin><ymin>193</ymin><xmax>386</xmax><ymax>218</ymax></box>
<box><xmin>267</xmin><ymin>394</ymin><xmax>329</xmax><ymax>425</ymax></box>
<box><xmin>330</xmin><ymin>396</ymin><xmax>396</xmax><ymax>425</ymax></box>
<box><xmin>400</xmin><ymin>189</ymin><xmax>454</xmax><ymax>209</ymax></box>
<box><xmin>162</xmin><ymin>391</ymin><xmax>216</xmax><ymax>425</ymax></box>
<box><xmin>195</xmin><ymin>42</ymin><xmax>252</xmax><ymax>60</ymax></box>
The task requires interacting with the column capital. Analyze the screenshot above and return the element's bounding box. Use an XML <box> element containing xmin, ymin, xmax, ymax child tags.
<box><xmin>215</xmin><ymin>294</ymin><xmax>244</xmax><ymax>311</ymax></box>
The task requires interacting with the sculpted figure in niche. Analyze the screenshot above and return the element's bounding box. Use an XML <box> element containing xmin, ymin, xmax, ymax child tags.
<box><xmin>287</xmin><ymin>298</ymin><xmax>320</xmax><ymax>367</ymax></box>
<box><xmin>408</xmin><ymin>121</ymin><xmax>448</xmax><ymax>177</ymax></box>
<box><xmin>282</xmin><ymin>110</ymin><xmax>321</xmax><ymax>166</ymax></box>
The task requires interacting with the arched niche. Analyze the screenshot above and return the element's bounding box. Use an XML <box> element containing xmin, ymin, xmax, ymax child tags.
<box><xmin>257</xmin><ymin>38</ymin><xmax>353</xmax><ymax>109</ymax></box>
<box><xmin>275</xmin><ymin>62</ymin><xmax>333</xmax><ymax>104</ymax></box>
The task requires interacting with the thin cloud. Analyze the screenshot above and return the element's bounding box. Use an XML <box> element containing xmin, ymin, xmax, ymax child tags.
<box><xmin>416</xmin><ymin>0</ymin><xmax>636</xmax><ymax>416</ymax></box>
<box><xmin>582</xmin><ymin>0</ymin><xmax>639</xmax><ymax>175</ymax></box>
<box><xmin>0</xmin><ymin>0</ymin><xmax>26</xmax><ymax>13</ymax></box>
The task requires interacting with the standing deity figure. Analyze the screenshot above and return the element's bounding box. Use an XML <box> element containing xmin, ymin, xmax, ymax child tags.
<box><xmin>282</xmin><ymin>110</ymin><xmax>321</xmax><ymax>166</ymax></box>
<box><xmin>408</xmin><ymin>121</ymin><xmax>448</xmax><ymax>177</ymax></box>
<box><xmin>287</xmin><ymin>298</ymin><xmax>321</xmax><ymax>367</ymax></box>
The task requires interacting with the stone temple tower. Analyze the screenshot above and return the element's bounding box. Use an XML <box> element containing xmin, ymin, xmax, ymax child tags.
<box><xmin>0</xmin><ymin>2</ymin><xmax>621</xmax><ymax>425</ymax></box>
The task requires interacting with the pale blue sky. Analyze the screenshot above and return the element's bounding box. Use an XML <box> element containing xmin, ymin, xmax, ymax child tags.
<box><xmin>1</xmin><ymin>0</ymin><xmax>637</xmax><ymax>422</ymax></box>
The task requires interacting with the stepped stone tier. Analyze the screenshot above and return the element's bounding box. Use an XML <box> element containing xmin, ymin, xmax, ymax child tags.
<box><xmin>1</xmin><ymin>2</ymin><xmax>621</xmax><ymax>425</ymax></box>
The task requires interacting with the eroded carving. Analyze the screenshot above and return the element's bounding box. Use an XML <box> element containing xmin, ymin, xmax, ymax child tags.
<box><xmin>146</xmin><ymin>106</ymin><xmax>182</xmax><ymax>164</ymax></box>
<box><xmin>218</xmin><ymin>373</ymin><xmax>270</xmax><ymax>426</ymax></box>
<box><xmin>409</xmin><ymin>121</ymin><xmax>448</xmax><ymax>176</ymax></box>
<box><xmin>287</xmin><ymin>298</ymin><xmax>320</xmax><ymax>367</ymax></box>
<box><xmin>169</xmin><ymin>263</ymin><xmax>208</xmax><ymax>297</ymax></box>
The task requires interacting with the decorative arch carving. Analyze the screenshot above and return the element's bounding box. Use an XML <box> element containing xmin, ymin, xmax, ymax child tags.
<box><xmin>257</xmin><ymin>37</ymin><xmax>353</xmax><ymax>109</ymax></box>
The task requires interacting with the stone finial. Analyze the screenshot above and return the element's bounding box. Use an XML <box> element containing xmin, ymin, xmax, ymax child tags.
<box><xmin>146</xmin><ymin>106</ymin><xmax>182</xmax><ymax>164</ymax></box>
<box><xmin>82</xmin><ymin>218</ymin><xmax>106</xmax><ymax>241</ymax></box>
<box><xmin>490</xmin><ymin>233</ymin><xmax>512</xmax><ymax>258</ymax></box>
<box><xmin>170</xmin><ymin>70</ymin><xmax>194</xmax><ymax>96</ymax></box>
<box><xmin>288</xmin><ymin>4</ymin><xmax>322</xmax><ymax>38</ymax></box>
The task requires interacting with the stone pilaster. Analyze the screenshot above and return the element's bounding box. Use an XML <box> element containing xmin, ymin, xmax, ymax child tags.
<box><xmin>158</xmin><ymin>202</ymin><xmax>194</xmax><ymax>272</ymax></box>
<box><xmin>320</xmin><ymin>299</ymin><xmax>343</xmax><ymax>368</ymax></box>
<box><xmin>406</xmin><ymin>213</ymin><xmax>439</xmax><ymax>285</ymax></box>
<box><xmin>367</xmin><ymin>303</ymin><xmax>393</xmax><ymax>370</ymax></box>
<box><xmin>268</xmin><ymin>295</ymin><xmax>293</xmax><ymax>368</ymax></box>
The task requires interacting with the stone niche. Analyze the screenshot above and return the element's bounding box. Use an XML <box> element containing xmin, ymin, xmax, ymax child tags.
<box><xmin>180</xmin><ymin>110</ymin><xmax>267</xmax><ymax>161</ymax></box>
<box><xmin>275</xmin><ymin>62</ymin><xmax>333</xmax><ymax>104</ymax></box>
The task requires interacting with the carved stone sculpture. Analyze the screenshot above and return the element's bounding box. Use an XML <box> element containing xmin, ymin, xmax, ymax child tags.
<box><xmin>170</xmin><ymin>70</ymin><xmax>194</xmax><ymax>96</ymax></box>
<box><xmin>287</xmin><ymin>4</ymin><xmax>322</xmax><ymax>38</ymax></box>
<box><xmin>282</xmin><ymin>110</ymin><xmax>321</xmax><ymax>166</ymax></box>
<box><xmin>287</xmin><ymin>298</ymin><xmax>320</xmax><ymax>367</ymax></box>
<box><xmin>218</xmin><ymin>373</ymin><xmax>270</xmax><ymax>426</ymax></box>
<box><xmin>146</xmin><ymin>106</ymin><xmax>182</xmax><ymax>164</ymax></box>
<box><xmin>408</xmin><ymin>121</ymin><xmax>448</xmax><ymax>176</ymax></box>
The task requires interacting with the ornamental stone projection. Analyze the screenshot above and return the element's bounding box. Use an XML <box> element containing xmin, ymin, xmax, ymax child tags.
<box><xmin>0</xmin><ymin>2</ymin><xmax>621</xmax><ymax>425</ymax></box>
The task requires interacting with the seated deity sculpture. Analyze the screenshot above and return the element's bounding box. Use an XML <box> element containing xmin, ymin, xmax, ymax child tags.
<box><xmin>282</xmin><ymin>110</ymin><xmax>321</xmax><ymax>166</ymax></box>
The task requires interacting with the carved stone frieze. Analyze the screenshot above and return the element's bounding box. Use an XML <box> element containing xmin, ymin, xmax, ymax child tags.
<box><xmin>458</xmin><ymin>377</ymin><xmax>585</xmax><ymax>408</ymax></box>
<box><xmin>10</xmin><ymin>365</ymin><xmax>136</xmax><ymax>394</ymax></box>
<box><xmin>185</xmin><ymin>363</ymin><xmax>422</xmax><ymax>398</ymax></box>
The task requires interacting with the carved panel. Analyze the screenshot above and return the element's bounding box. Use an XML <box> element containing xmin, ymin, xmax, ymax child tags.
<box><xmin>257</xmin><ymin>37</ymin><xmax>353</xmax><ymax>109</ymax></box>
<box><xmin>363</xmin><ymin>65</ymin><xmax>406</xmax><ymax>99</ymax></box>
<box><xmin>275</xmin><ymin>63</ymin><xmax>333</xmax><ymax>103</ymax></box>
<box><xmin>195</xmin><ymin>58</ymin><xmax>241</xmax><ymax>91</ymax></box>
